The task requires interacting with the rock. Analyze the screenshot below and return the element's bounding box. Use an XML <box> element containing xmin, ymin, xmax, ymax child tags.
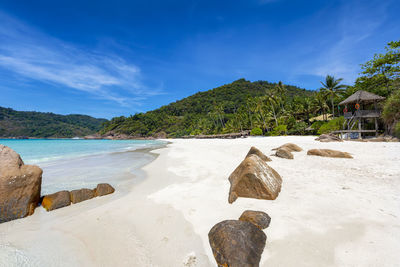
<box><xmin>272</xmin><ymin>143</ymin><xmax>303</xmax><ymax>152</ymax></box>
<box><xmin>0</xmin><ymin>145</ymin><xmax>42</xmax><ymax>223</ymax></box>
<box><xmin>94</xmin><ymin>183</ymin><xmax>115</xmax><ymax>197</ymax></box>
<box><xmin>239</xmin><ymin>210</ymin><xmax>271</xmax><ymax>230</ymax></box>
<box><xmin>228</xmin><ymin>154</ymin><xmax>282</xmax><ymax>203</ymax></box>
<box><xmin>367</xmin><ymin>136</ymin><xmax>400</xmax><ymax>142</ymax></box>
<box><xmin>70</xmin><ymin>188</ymin><xmax>95</xmax><ymax>204</ymax></box>
<box><xmin>41</xmin><ymin>190</ymin><xmax>71</xmax><ymax>211</ymax></box>
<box><xmin>246</xmin><ymin>146</ymin><xmax>271</xmax><ymax>162</ymax></box>
<box><xmin>153</xmin><ymin>131</ymin><xmax>167</xmax><ymax>139</ymax></box>
<box><xmin>208</xmin><ymin>220</ymin><xmax>266</xmax><ymax>267</ymax></box>
<box><xmin>0</xmin><ymin>144</ymin><xmax>24</xmax><ymax>171</ymax></box>
<box><xmin>307</xmin><ymin>149</ymin><xmax>353</xmax><ymax>159</ymax></box>
<box><xmin>315</xmin><ymin>134</ymin><xmax>343</xmax><ymax>142</ymax></box>
<box><xmin>275</xmin><ymin>148</ymin><xmax>294</xmax><ymax>159</ymax></box>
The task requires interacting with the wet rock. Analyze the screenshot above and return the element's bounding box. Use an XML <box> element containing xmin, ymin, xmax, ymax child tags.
<box><xmin>275</xmin><ymin>148</ymin><xmax>294</xmax><ymax>159</ymax></box>
<box><xmin>239</xmin><ymin>210</ymin><xmax>271</xmax><ymax>230</ymax></box>
<box><xmin>307</xmin><ymin>149</ymin><xmax>352</xmax><ymax>159</ymax></box>
<box><xmin>0</xmin><ymin>145</ymin><xmax>42</xmax><ymax>223</ymax></box>
<box><xmin>42</xmin><ymin>190</ymin><xmax>71</xmax><ymax>211</ymax></box>
<box><xmin>70</xmin><ymin>188</ymin><xmax>95</xmax><ymax>204</ymax></box>
<box><xmin>94</xmin><ymin>183</ymin><xmax>115</xmax><ymax>197</ymax></box>
<box><xmin>208</xmin><ymin>220</ymin><xmax>266</xmax><ymax>267</ymax></box>
<box><xmin>228</xmin><ymin>154</ymin><xmax>282</xmax><ymax>203</ymax></box>
<box><xmin>246</xmin><ymin>146</ymin><xmax>271</xmax><ymax>162</ymax></box>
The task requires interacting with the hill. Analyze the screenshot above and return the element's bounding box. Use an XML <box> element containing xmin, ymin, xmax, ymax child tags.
<box><xmin>0</xmin><ymin>107</ymin><xmax>107</xmax><ymax>138</ymax></box>
<box><xmin>100</xmin><ymin>79</ymin><xmax>314</xmax><ymax>137</ymax></box>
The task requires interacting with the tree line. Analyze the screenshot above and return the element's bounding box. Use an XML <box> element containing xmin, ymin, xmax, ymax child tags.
<box><xmin>101</xmin><ymin>40</ymin><xmax>399</xmax><ymax>138</ymax></box>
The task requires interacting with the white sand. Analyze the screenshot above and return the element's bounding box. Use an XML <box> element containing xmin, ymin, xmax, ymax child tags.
<box><xmin>1</xmin><ymin>136</ymin><xmax>400</xmax><ymax>266</ymax></box>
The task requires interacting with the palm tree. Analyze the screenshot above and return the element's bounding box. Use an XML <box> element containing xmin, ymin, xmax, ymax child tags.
<box><xmin>313</xmin><ymin>91</ymin><xmax>329</xmax><ymax>120</ymax></box>
<box><xmin>265</xmin><ymin>91</ymin><xmax>280</xmax><ymax>127</ymax></box>
<box><xmin>274</xmin><ymin>81</ymin><xmax>287</xmax><ymax>110</ymax></box>
<box><xmin>320</xmin><ymin>75</ymin><xmax>347</xmax><ymax>117</ymax></box>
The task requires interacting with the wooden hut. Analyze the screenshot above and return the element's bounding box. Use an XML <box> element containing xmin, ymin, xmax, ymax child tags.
<box><xmin>335</xmin><ymin>90</ymin><xmax>385</xmax><ymax>139</ymax></box>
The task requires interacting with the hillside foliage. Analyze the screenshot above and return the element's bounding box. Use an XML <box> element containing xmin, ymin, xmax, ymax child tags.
<box><xmin>100</xmin><ymin>79</ymin><xmax>315</xmax><ymax>137</ymax></box>
<box><xmin>0</xmin><ymin>107</ymin><xmax>107</xmax><ymax>138</ymax></box>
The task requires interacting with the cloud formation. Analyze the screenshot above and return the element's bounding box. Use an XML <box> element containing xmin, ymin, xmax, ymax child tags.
<box><xmin>0</xmin><ymin>11</ymin><xmax>156</xmax><ymax>106</ymax></box>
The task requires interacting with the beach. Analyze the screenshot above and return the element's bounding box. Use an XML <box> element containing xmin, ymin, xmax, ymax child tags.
<box><xmin>1</xmin><ymin>136</ymin><xmax>400</xmax><ymax>266</ymax></box>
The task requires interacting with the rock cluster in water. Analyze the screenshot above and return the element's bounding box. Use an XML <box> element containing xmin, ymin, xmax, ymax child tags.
<box><xmin>42</xmin><ymin>184</ymin><xmax>115</xmax><ymax>211</ymax></box>
<box><xmin>0</xmin><ymin>144</ymin><xmax>115</xmax><ymax>222</ymax></box>
<box><xmin>0</xmin><ymin>145</ymin><xmax>42</xmax><ymax>223</ymax></box>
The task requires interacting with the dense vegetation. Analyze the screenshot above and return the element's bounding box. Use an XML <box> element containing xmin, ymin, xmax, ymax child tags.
<box><xmin>0</xmin><ymin>107</ymin><xmax>107</xmax><ymax>138</ymax></box>
<box><xmin>102</xmin><ymin>40</ymin><xmax>399</xmax><ymax>138</ymax></box>
<box><xmin>100</xmin><ymin>80</ymin><xmax>315</xmax><ymax>137</ymax></box>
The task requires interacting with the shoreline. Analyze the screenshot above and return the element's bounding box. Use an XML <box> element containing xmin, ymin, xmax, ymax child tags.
<box><xmin>1</xmin><ymin>136</ymin><xmax>399</xmax><ymax>266</ymax></box>
<box><xmin>0</xmin><ymin>139</ymin><xmax>209</xmax><ymax>266</ymax></box>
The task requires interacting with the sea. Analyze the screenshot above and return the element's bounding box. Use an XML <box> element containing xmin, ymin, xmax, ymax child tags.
<box><xmin>0</xmin><ymin>139</ymin><xmax>167</xmax><ymax>195</ymax></box>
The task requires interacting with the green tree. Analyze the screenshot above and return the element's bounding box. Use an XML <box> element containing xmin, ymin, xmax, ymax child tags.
<box><xmin>312</xmin><ymin>91</ymin><xmax>329</xmax><ymax>120</ymax></box>
<box><xmin>355</xmin><ymin>40</ymin><xmax>400</xmax><ymax>96</ymax></box>
<box><xmin>320</xmin><ymin>75</ymin><xmax>347</xmax><ymax>118</ymax></box>
<box><xmin>382</xmin><ymin>90</ymin><xmax>400</xmax><ymax>135</ymax></box>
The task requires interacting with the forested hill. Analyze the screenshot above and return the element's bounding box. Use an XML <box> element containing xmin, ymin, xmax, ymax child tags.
<box><xmin>0</xmin><ymin>107</ymin><xmax>107</xmax><ymax>138</ymax></box>
<box><xmin>100</xmin><ymin>79</ymin><xmax>314</xmax><ymax>137</ymax></box>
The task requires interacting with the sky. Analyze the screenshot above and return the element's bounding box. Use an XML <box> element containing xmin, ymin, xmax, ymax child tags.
<box><xmin>0</xmin><ymin>0</ymin><xmax>399</xmax><ymax>119</ymax></box>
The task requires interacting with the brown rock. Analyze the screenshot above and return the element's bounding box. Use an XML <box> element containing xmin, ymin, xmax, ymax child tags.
<box><xmin>153</xmin><ymin>131</ymin><xmax>167</xmax><ymax>139</ymax></box>
<box><xmin>42</xmin><ymin>190</ymin><xmax>71</xmax><ymax>211</ymax></box>
<box><xmin>70</xmin><ymin>188</ymin><xmax>95</xmax><ymax>204</ymax></box>
<box><xmin>0</xmin><ymin>145</ymin><xmax>42</xmax><ymax>223</ymax></box>
<box><xmin>272</xmin><ymin>143</ymin><xmax>303</xmax><ymax>152</ymax></box>
<box><xmin>228</xmin><ymin>154</ymin><xmax>282</xmax><ymax>203</ymax></box>
<box><xmin>275</xmin><ymin>148</ymin><xmax>294</xmax><ymax>159</ymax></box>
<box><xmin>208</xmin><ymin>220</ymin><xmax>266</xmax><ymax>267</ymax></box>
<box><xmin>307</xmin><ymin>149</ymin><xmax>353</xmax><ymax>159</ymax></box>
<box><xmin>315</xmin><ymin>134</ymin><xmax>343</xmax><ymax>142</ymax></box>
<box><xmin>94</xmin><ymin>183</ymin><xmax>115</xmax><ymax>197</ymax></box>
<box><xmin>239</xmin><ymin>210</ymin><xmax>271</xmax><ymax>230</ymax></box>
<box><xmin>246</xmin><ymin>146</ymin><xmax>272</xmax><ymax>162</ymax></box>
<box><xmin>0</xmin><ymin>144</ymin><xmax>24</xmax><ymax>171</ymax></box>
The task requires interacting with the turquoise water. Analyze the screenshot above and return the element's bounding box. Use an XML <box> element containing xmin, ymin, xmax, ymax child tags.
<box><xmin>0</xmin><ymin>139</ymin><xmax>165</xmax><ymax>164</ymax></box>
<box><xmin>0</xmin><ymin>139</ymin><xmax>167</xmax><ymax>195</ymax></box>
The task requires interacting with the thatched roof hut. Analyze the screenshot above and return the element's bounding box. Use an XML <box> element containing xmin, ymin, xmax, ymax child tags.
<box><xmin>339</xmin><ymin>90</ymin><xmax>385</xmax><ymax>105</ymax></box>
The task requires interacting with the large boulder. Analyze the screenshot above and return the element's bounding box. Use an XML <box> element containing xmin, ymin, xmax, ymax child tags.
<box><xmin>208</xmin><ymin>220</ymin><xmax>266</xmax><ymax>267</ymax></box>
<box><xmin>94</xmin><ymin>183</ymin><xmax>115</xmax><ymax>197</ymax></box>
<box><xmin>246</xmin><ymin>146</ymin><xmax>271</xmax><ymax>162</ymax></box>
<box><xmin>0</xmin><ymin>145</ymin><xmax>42</xmax><ymax>223</ymax></box>
<box><xmin>275</xmin><ymin>148</ymin><xmax>294</xmax><ymax>159</ymax></box>
<box><xmin>70</xmin><ymin>188</ymin><xmax>95</xmax><ymax>204</ymax></box>
<box><xmin>315</xmin><ymin>134</ymin><xmax>343</xmax><ymax>142</ymax></box>
<box><xmin>239</xmin><ymin>210</ymin><xmax>271</xmax><ymax>230</ymax></box>
<box><xmin>272</xmin><ymin>143</ymin><xmax>302</xmax><ymax>152</ymax></box>
<box><xmin>228</xmin><ymin>154</ymin><xmax>282</xmax><ymax>203</ymax></box>
<box><xmin>307</xmin><ymin>149</ymin><xmax>353</xmax><ymax>159</ymax></box>
<box><xmin>0</xmin><ymin>144</ymin><xmax>24</xmax><ymax>170</ymax></box>
<box><xmin>41</xmin><ymin>190</ymin><xmax>71</xmax><ymax>211</ymax></box>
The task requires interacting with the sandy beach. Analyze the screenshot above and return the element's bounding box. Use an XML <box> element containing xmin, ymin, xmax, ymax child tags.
<box><xmin>1</xmin><ymin>136</ymin><xmax>400</xmax><ymax>266</ymax></box>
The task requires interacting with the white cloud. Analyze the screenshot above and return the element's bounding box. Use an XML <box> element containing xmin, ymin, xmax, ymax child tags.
<box><xmin>0</xmin><ymin>11</ymin><xmax>158</xmax><ymax>106</ymax></box>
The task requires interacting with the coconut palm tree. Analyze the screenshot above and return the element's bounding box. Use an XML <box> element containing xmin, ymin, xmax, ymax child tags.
<box><xmin>313</xmin><ymin>91</ymin><xmax>330</xmax><ymax>120</ymax></box>
<box><xmin>320</xmin><ymin>75</ymin><xmax>347</xmax><ymax>117</ymax></box>
<box><xmin>265</xmin><ymin>91</ymin><xmax>280</xmax><ymax>127</ymax></box>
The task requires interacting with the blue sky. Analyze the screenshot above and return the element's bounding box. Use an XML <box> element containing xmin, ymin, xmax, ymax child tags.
<box><xmin>0</xmin><ymin>0</ymin><xmax>399</xmax><ymax>119</ymax></box>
